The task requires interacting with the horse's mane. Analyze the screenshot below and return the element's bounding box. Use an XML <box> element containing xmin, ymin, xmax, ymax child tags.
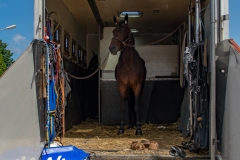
<box><xmin>129</xmin><ymin>34</ymin><xmax>135</xmax><ymax>45</ymax></box>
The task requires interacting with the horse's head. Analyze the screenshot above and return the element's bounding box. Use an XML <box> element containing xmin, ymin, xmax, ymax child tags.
<box><xmin>87</xmin><ymin>50</ymin><xmax>98</xmax><ymax>73</ymax></box>
<box><xmin>109</xmin><ymin>14</ymin><xmax>131</xmax><ymax>55</ymax></box>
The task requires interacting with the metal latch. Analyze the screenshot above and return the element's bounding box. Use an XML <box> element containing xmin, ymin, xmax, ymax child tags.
<box><xmin>212</xmin><ymin>139</ymin><xmax>221</xmax><ymax>145</ymax></box>
<box><xmin>221</xmin><ymin>14</ymin><xmax>229</xmax><ymax>21</ymax></box>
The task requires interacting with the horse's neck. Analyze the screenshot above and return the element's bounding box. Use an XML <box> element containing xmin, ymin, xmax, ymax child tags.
<box><xmin>120</xmin><ymin>47</ymin><xmax>137</xmax><ymax>64</ymax></box>
<box><xmin>129</xmin><ymin>34</ymin><xmax>135</xmax><ymax>46</ymax></box>
<box><xmin>119</xmin><ymin>34</ymin><xmax>138</xmax><ymax>64</ymax></box>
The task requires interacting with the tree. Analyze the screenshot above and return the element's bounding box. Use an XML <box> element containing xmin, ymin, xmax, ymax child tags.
<box><xmin>0</xmin><ymin>53</ymin><xmax>6</xmax><ymax>76</ymax></box>
<box><xmin>0</xmin><ymin>40</ymin><xmax>14</xmax><ymax>76</ymax></box>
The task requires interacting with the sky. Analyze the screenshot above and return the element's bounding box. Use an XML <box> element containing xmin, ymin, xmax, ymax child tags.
<box><xmin>0</xmin><ymin>0</ymin><xmax>33</xmax><ymax>60</ymax></box>
<box><xmin>0</xmin><ymin>0</ymin><xmax>239</xmax><ymax>60</ymax></box>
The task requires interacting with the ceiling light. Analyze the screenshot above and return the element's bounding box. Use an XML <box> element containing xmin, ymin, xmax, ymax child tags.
<box><xmin>118</xmin><ymin>12</ymin><xmax>142</xmax><ymax>18</ymax></box>
<box><xmin>131</xmin><ymin>29</ymin><xmax>139</xmax><ymax>33</ymax></box>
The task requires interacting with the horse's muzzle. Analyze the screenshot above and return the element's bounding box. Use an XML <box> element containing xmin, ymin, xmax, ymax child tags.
<box><xmin>109</xmin><ymin>45</ymin><xmax>118</xmax><ymax>55</ymax></box>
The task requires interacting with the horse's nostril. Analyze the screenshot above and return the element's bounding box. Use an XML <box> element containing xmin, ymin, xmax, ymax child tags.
<box><xmin>109</xmin><ymin>45</ymin><xmax>116</xmax><ymax>51</ymax></box>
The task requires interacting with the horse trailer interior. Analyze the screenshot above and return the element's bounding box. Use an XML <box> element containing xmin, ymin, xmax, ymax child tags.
<box><xmin>43</xmin><ymin>0</ymin><xmax>211</xmax><ymax>158</ymax></box>
<box><xmin>2</xmin><ymin>0</ymin><xmax>238</xmax><ymax>159</ymax></box>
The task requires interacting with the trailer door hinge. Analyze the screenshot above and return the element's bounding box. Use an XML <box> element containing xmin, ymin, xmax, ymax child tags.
<box><xmin>221</xmin><ymin>14</ymin><xmax>229</xmax><ymax>21</ymax></box>
<box><xmin>212</xmin><ymin>139</ymin><xmax>220</xmax><ymax>145</ymax></box>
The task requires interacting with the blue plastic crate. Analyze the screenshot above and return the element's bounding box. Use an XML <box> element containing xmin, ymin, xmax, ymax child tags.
<box><xmin>41</xmin><ymin>145</ymin><xmax>89</xmax><ymax>160</ymax></box>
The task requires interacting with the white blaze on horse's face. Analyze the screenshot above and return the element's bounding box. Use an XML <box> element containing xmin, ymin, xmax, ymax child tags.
<box><xmin>109</xmin><ymin>14</ymin><xmax>130</xmax><ymax>55</ymax></box>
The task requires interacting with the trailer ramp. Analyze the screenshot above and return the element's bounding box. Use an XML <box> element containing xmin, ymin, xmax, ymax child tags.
<box><xmin>0</xmin><ymin>40</ymin><xmax>45</xmax><ymax>160</ymax></box>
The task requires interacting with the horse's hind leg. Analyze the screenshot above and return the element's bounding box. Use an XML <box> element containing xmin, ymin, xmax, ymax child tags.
<box><xmin>133</xmin><ymin>84</ymin><xmax>143</xmax><ymax>135</ymax></box>
<box><xmin>127</xmin><ymin>89</ymin><xmax>135</xmax><ymax>129</ymax></box>
<box><xmin>134</xmin><ymin>97</ymin><xmax>142</xmax><ymax>135</ymax></box>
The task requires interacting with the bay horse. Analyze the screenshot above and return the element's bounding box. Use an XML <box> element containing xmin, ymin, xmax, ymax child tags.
<box><xmin>87</xmin><ymin>51</ymin><xmax>98</xmax><ymax>73</ymax></box>
<box><xmin>85</xmin><ymin>51</ymin><xmax>99</xmax><ymax>119</ymax></box>
<box><xmin>108</xmin><ymin>14</ymin><xmax>147</xmax><ymax>135</ymax></box>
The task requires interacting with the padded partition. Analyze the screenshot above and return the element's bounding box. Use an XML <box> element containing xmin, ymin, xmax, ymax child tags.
<box><xmin>146</xmin><ymin>80</ymin><xmax>183</xmax><ymax>124</ymax></box>
<box><xmin>63</xmin><ymin>59</ymin><xmax>87</xmax><ymax>130</ymax></box>
<box><xmin>101</xmin><ymin>80</ymin><xmax>183</xmax><ymax>125</ymax></box>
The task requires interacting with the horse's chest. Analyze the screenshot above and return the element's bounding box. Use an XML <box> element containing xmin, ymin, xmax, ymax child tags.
<box><xmin>116</xmin><ymin>63</ymin><xmax>138</xmax><ymax>75</ymax></box>
<box><xmin>116</xmin><ymin>64</ymin><xmax>141</xmax><ymax>82</ymax></box>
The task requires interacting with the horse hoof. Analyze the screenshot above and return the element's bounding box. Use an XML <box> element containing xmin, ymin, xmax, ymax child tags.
<box><xmin>117</xmin><ymin>129</ymin><xmax>124</xmax><ymax>135</ymax></box>
<box><xmin>127</xmin><ymin>124</ymin><xmax>134</xmax><ymax>129</ymax></box>
<box><xmin>135</xmin><ymin>129</ymin><xmax>142</xmax><ymax>135</ymax></box>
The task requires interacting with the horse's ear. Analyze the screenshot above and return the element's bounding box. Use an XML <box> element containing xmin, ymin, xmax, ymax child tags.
<box><xmin>124</xmin><ymin>14</ymin><xmax>128</xmax><ymax>24</ymax></box>
<box><xmin>92</xmin><ymin>50</ymin><xmax>96</xmax><ymax>55</ymax></box>
<box><xmin>113</xmin><ymin>15</ymin><xmax>118</xmax><ymax>25</ymax></box>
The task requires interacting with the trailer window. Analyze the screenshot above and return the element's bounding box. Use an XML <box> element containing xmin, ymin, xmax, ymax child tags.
<box><xmin>53</xmin><ymin>21</ymin><xmax>61</xmax><ymax>44</ymax></box>
<box><xmin>82</xmin><ymin>49</ymin><xmax>87</xmax><ymax>68</ymax></box>
<box><xmin>78</xmin><ymin>45</ymin><xmax>82</xmax><ymax>65</ymax></box>
<box><xmin>64</xmin><ymin>31</ymin><xmax>70</xmax><ymax>56</ymax></box>
<box><xmin>72</xmin><ymin>39</ymin><xmax>77</xmax><ymax>61</ymax></box>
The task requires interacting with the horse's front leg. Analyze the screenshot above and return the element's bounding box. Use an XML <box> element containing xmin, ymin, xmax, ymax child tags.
<box><xmin>126</xmin><ymin>89</ymin><xmax>135</xmax><ymax>129</ymax></box>
<box><xmin>118</xmin><ymin>84</ymin><xmax>127</xmax><ymax>135</ymax></box>
<box><xmin>134</xmin><ymin>98</ymin><xmax>142</xmax><ymax>135</ymax></box>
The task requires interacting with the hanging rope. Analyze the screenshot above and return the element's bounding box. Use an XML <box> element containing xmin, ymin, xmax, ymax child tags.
<box><xmin>66</xmin><ymin>20</ymin><xmax>186</xmax><ymax>80</ymax></box>
<box><xmin>65</xmin><ymin>52</ymin><xmax>110</xmax><ymax>80</ymax></box>
<box><xmin>117</xmin><ymin>20</ymin><xmax>186</xmax><ymax>48</ymax></box>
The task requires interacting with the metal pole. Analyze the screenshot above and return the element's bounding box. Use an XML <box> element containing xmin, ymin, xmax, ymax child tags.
<box><xmin>210</xmin><ymin>0</ymin><xmax>216</xmax><ymax>159</ymax></box>
<box><xmin>195</xmin><ymin>0</ymin><xmax>200</xmax><ymax>43</ymax></box>
<box><xmin>188</xmin><ymin>0</ymin><xmax>192</xmax><ymax>44</ymax></box>
<box><xmin>188</xmin><ymin>0</ymin><xmax>193</xmax><ymax>137</ymax></box>
<box><xmin>189</xmin><ymin>71</ymin><xmax>193</xmax><ymax>137</ymax></box>
<box><xmin>98</xmin><ymin>24</ymin><xmax>101</xmax><ymax>124</ymax></box>
<box><xmin>199</xmin><ymin>3</ymin><xmax>202</xmax><ymax>42</ymax></box>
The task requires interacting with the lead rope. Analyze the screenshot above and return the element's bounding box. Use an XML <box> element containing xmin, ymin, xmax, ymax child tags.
<box><xmin>117</xmin><ymin>21</ymin><xmax>185</xmax><ymax>47</ymax></box>
<box><xmin>67</xmin><ymin>20</ymin><xmax>185</xmax><ymax>80</ymax></box>
<box><xmin>65</xmin><ymin>52</ymin><xmax>110</xmax><ymax>80</ymax></box>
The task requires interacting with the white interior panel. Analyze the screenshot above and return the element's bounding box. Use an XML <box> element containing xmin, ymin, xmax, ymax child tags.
<box><xmin>100</xmin><ymin>27</ymin><xmax>179</xmax><ymax>80</ymax></box>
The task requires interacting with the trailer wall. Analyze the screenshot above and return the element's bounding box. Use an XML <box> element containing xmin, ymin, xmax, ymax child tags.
<box><xmin>45</xmin><ymin>0</ymin><xmax>92</xmax><ymax>129</ymax></box>
<box><xmin>46</xmin><ymin>0</ymin><xmax>87</xmax><ymax>60</ymax></box>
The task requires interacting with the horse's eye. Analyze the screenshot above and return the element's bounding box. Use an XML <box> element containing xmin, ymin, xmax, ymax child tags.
<box><xmin>122</xmin><ymin>30</ymin><xmax>125</xmax><ymax>33</ymax></box>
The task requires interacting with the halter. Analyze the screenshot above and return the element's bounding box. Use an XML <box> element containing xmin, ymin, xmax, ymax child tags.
<box><xmin>111</xmin><ymin>34</ymin><xmax>131</xmax><ymax>52</ymax></box>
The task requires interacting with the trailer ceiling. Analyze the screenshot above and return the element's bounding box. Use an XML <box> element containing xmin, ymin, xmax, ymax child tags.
<box><xmin>62</xmin><ymin>0</ymin><xmax>191</xmax><ymax>35</ymax></box>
